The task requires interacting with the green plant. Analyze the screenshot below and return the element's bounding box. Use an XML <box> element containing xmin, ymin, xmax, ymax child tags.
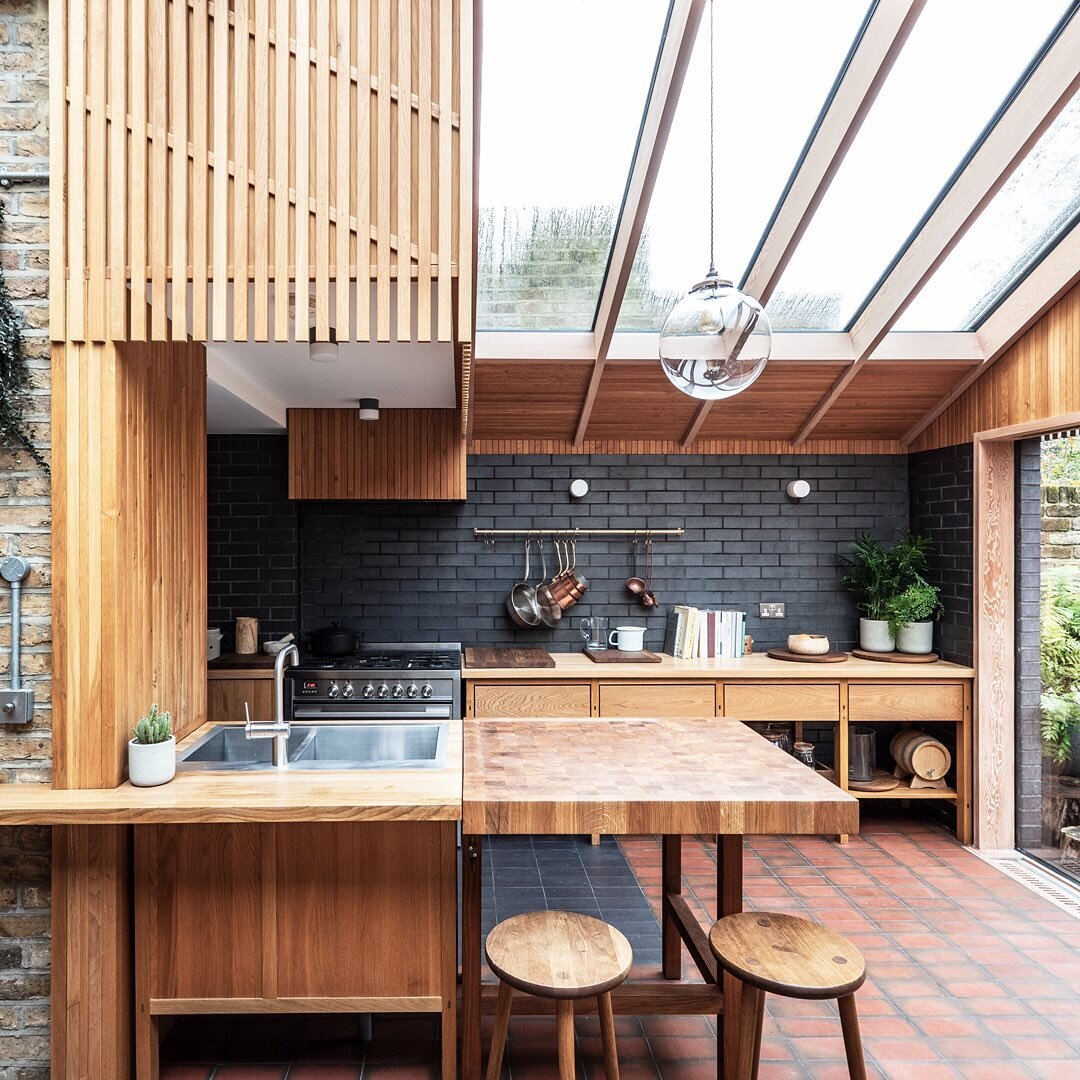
<box><xmin>133</xmin><ymin>704</ymin><xmax>173</xmax><ymax>745</ymax></box>
<box><xmin>884</xmin><ymin>579</ymin><xmax>944</xmax><ymax>639</ymax></box>
<box><xmin>1040</xmin><ymin>566</ymin><xmax>1080</xmax><ymax>763</ymax></box>
<box><xmin>839</xmin><ymin>532</ymin><xmax>932</xmax><ymax>620</ymax></box>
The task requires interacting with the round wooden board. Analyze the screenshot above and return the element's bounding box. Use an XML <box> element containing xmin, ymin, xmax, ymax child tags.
<box><xmin>851</xmin><ymin>648</ymin><xmax>939</xmax><ymax>664</ymax></box>
<box><xmin>766</xmin><ymin>648</ymin><xmax>849</xmax><ymax>664</ymax></box>
<box><xmin>848</xmin><ymin>770</ymin><xmax>901</xmax><ymax>792</ymax></box>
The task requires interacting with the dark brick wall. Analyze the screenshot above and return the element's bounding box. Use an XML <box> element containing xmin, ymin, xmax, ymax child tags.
<box><xmin>1015</xmin><ymin>437</ymin><xmax>1043</xmax><ymax>850</ymax></box>
<box><xmin>207</xmin><ymin>434</ymin><xmax>299</xmax><ymax>652</ymax></box>
<box><xmin>207</xmin><ymin>437</ymin><xmax>910</xmax><ymax>652</ymax></box>
<box><xmin>908</xmin><ymin>444</ymin><xmax>974</xmax><ymax>666</ymax></box>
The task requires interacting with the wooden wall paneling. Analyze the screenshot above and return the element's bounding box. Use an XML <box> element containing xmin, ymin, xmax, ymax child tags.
<box><xmin>417</xmin><ymin>0</ymin><xmax>433</xmax><ymax>340</ymax></box>
<box><xmin>376</xmin><ymin>0</ymin><xmax>392</xmax><ymax>339</ymax></box>
<box><xmin>314</xmin><ymin>2</ymin><xmax>331</xmax><ymax>339</ymax></box>
<box><xmin>253</xmin><ymin>0</ymin><xmax>270</xmax><ymax>340</ymax></box>
<box><xmin>149</xmin><ymin>0</ymin><xmax>168</xmax><ymax>338</ymax></box>
<box><xmin>211</xmin><ymin>0</ymin><xmax>229</xmax><ymax>340</ymax></box>
<box><xmin>129</xmin><ymin>0</ymin><xmax>147</xmax><ymax>340</ymax></box>
<box><xmin>232</xmin><ymin>0</ymin><xmax>250</xmax><ymax>339</ymax></box>
<box><xmin>457</xmin><ymin>0</ymin><xmax>473</xmax><ymax>342</ymax></box>
<box><xmin>49</xmin><ymin>0</ymin><xmax>67</xmax><ymax>339</ymax></box>
<box><xmin>191</xmin><ymin>0</ymin><xmax>209</xmax><ymax>340</ymax></box>
<box><xmin>356</xmin><ymin>0</ymin><xmax>372</xmax><ymax>339</ymax></box>
<box><xmin>66</xmin><ymin>0</ymin><xmax>86</xmax><ymax>339</ymax></box>
<box><xmin>86</xmin><ymin>0</ymin><xmax>106</xmax><ymax>341</ymax></box>
<box><xmin>170</xmin><ymin>0</ymin><xmax>189</xmax><ymax>339</ymax></box>
<box><xmin>436</xmin><ymin>0</ymin><xmax>453</xmax><ymax>340</ymax></box>
<box><xmin>108</xmin><ymin>0</ymin><xmax>127</xmax><ymax>339</ymax></box>
<box><xmin>336</xmin><ymin>0</ymin><xmax>353</xmax><ymax>337</ymax></box>
<box><xmin>396</xmin><ymin>0</ymin><xmax>412</xmax><ymax>341</ymax></box>
<box><xmin>273</xmin><ymin>0</ymin><xmax>290</xmax><ymax>340</ymax></box>
<box><xmin>294</xmin><ymin>0</ymin><xmax>311</xmax><ymax>341</ymax></box>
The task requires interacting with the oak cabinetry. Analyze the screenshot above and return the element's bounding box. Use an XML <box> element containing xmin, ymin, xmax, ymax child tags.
<box><xmin>207</xmin><ymin>679</ymin><xmax>273</xmax><ymax>726</ymax></box>
<box><xmin>599</xmin><ymin>683</ymin><xmax>716</xmax><ymax>718</ymax></box>
<box><xmin>848</xmin><ymin>683</ymin><xmax>964</xmax><ymax>721</ymax></box>
<box><xmin>722</xmin><ymin>683</ymin><xmax>841</xmax><ymax>722</ymax></box>
<box><xmin>472</xmin><ymin>683</ymin><xmax>593</xmax><ymax>719</ymax></box>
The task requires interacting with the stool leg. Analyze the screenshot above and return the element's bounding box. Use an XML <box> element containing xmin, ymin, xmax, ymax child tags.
<box><xmin>556</xmin><ymin>999</ymin><xmax>576</xmax><ymax>1080</ymax></box>
<box><xmin>598</xmin><ymin>992</ymin><xmax>619</xmax><ymax>1080</ymax></box>
<box><xmin>837</xmin><ymin>994</ymin><xmax>867</xmax><ymax>1080</ymax></box>
<box><xmin>485</xmin><ymin>982</ymin><xmax>513</xmax><ymax>1080</ymax></box>
<box><xmin>736</xmin><ymin>985</ymin><xmax>764</xmax><ymax>1080</ymax></box>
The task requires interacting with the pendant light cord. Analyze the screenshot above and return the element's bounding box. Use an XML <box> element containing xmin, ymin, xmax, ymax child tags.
<box><xmin>707</xmin><ymin>0</ymin><xmax>716</xmax><ymax>279</ymax></box>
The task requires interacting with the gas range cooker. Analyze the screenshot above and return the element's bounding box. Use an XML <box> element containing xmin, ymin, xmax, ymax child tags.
<box><xmin>286</xmin><ymin>642</ymin><xmax>462</xmax><ymax>720</ymax></box>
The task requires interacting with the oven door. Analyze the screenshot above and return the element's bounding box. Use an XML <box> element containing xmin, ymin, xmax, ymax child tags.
<box><xmin>290</xmin><ymin>701</ymin><xmax>454</xmax><ymax>722</ymax></box>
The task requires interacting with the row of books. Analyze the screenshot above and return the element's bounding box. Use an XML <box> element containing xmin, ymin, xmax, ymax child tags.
<box><xmin>664</xmin><ymin>605</ymin><xmax>747</xmax><ymax>659</ymax></box>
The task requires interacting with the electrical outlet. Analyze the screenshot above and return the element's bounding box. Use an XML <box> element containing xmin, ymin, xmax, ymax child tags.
<box><xmin>0</xmin><ymin>688</ymin><xmax>33</xmax><ymax>725</ymax></box>
<box><xmin>759</xmin><ymin>602</ymin><xmax>786</xmax><ymax>619</ymax></box>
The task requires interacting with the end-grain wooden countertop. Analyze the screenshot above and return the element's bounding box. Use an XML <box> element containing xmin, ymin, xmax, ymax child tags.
<box><xmin>460</xmin><ymin>651</ymin><xmax>975</xmax><ymax>680</ymax></box>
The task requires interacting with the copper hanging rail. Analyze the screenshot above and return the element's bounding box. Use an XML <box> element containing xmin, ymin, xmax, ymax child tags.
<box><xmin>472</xmin><ymin>528</ymin><xmax>683</xmax><ymax>539</ymax></box>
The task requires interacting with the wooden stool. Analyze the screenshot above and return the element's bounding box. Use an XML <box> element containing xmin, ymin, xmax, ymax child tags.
<box><xmin>484</xmin><ymin>910</ymin><xmax>633</xmax><ymax>1080</ymax></box>
<box><xmin>709</xmin><ymin>912</ymin><xmax>868</xmax><ymax>1080</ymax></box>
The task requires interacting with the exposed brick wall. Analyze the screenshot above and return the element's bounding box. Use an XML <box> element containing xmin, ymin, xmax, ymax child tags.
<box><xmin>1041</xmin><ymin>483</ymin><xmax>1080</xmax><ymax>566</ymax></box>
<box><xmin>0</xmin><ymin>0</ymin><xmax>51</xmax><ymax>1075</ymax></box>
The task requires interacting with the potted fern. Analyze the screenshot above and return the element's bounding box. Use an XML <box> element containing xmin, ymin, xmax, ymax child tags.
<box><xmin>129</xmin><ymin>704</ymin><xmax>175</xmax><ymax>787</ymax></box>
<box><xmin>885</xmin><ymin>579</ymin><xmax>943</xmax><ymax>654</ymax></box>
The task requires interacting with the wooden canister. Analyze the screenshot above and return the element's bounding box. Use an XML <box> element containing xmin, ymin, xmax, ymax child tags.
<box><xmin>235</xmin><ymin>617</ymin><xmax>259</xmax><ymax>655</ymax></box>
<box><xmin>890</xmin><ymin>729</ymin><xmax>951</xmax><ymax>780</ymax></box>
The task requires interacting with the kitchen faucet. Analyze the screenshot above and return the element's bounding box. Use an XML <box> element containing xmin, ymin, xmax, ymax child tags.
<box><xmin>244</xmin><ymin>643</ymin><xmax>298</xmax><ymax>768</ymax></box>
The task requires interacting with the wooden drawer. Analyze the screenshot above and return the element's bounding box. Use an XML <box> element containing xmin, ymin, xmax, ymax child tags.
<box><xmin>723</xmin><ymin>683</ymin><xmax>840</xmax><ymax>721</ymax></box>
<box><xmin>599</xmin><ymin>683</ymin><xmax>716</xmax><ymax>718</ymax></box>
<box><xmin>472</xmin><ymin>682</ymin><xmax>592</xmax><ymax>719</ymax></box>
<box><xmin>848</xmin><ymin>683</ymin><xmax>964</xmax><ymax>722</ymax></box>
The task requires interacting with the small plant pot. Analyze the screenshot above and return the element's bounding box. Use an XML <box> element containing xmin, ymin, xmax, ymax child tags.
<box><xmin>128</xmin><ymin>736</ymin><xmax>176</xmax><ymax>787</ymax></box>
<box><xmin>859</xmin><ymin>618</ymin><xmax>895</xmax><ymax>652</ymax></box>
<box><xmin>896</xmin><ymin>621</ymin><xmax>934</xmax><ymax>654</ymax></box>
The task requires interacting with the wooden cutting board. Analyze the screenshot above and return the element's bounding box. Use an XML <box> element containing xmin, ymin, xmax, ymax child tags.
<box><xmin>582</xmin><ymin>648</ymin><xmax>662</xmax><ymax>664</ymax></box>
<box><xmin>851</xmin><ymin>648</ymin><xmax>940</xmax><ymax>664</ymax></box>
<box><xmin>464</xmin><ymin>647</ymin><xmax>555</xmax><ymax>669</ymax></box>
<box><xmin>766</xmin><ymin>648</ymin><xmax>849</xmax><ymax>663</ymax></box>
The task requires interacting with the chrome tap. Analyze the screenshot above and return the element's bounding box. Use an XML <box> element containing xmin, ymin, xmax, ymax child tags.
<box><xmin>244</xmin><ymin>644</ymin><xmax>298</xmax><ymax>768</ymax></box>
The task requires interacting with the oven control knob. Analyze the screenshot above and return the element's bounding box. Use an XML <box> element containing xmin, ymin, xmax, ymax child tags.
<box><xmin>391</xmin><ymin>684</ymin><xmax>404</xmax><ymax>699</ymax></box>
<box><xmin>362</xmin><ymin>683</ymin><xmax>375</xmax><ymax>699</ymax></box>
<box><xmin>421</xmin><ymin>684</ymin><xmax>433</xmax><ymax>699</ymax></box>
<box><xmin>377</xmin><ymin>684</ymin><xmax>389</xmax><ymax>699</ymax></box>
<box><xmin>406</xmin><ymin>684</ymin><xmax>418</xmax><ymax>699</ymax></box>
<box><xmin>327</xmin><ymin>682</ymin><xmax>341</xmax><ymax>699</ymax></box>
<box><xmin>341</xmin><ymin>682</ymin><xmax>355</xmax><ymax>699</ymax></box>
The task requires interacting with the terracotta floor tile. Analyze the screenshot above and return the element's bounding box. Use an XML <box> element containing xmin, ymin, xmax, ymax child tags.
<box><xmin>159</xmin><ymin>1068</ymin><xmax>213</xmax><ymax>1080</ymax></box>
<box><xmin>211</xmin><ymin>1069</ymin><xmax>287</xmax><ymax>1080</ymax></box>
<box><xmin>285</xmin><ymin>1068</ymin><xmax>363</xmax><ymax>1080</ymax></box>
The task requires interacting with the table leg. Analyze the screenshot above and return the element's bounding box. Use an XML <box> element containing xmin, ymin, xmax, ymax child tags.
<box><xmin>662</xmin><ymin>835</ymin><xmax>682</xmax><ymax>979</ymax></box>
<box><xmin>462</xmin><ymin>834</ymin><xmax>484</xmax><ymax>1080</ymax></box>
<box><xmin>717</xmin><ymin>835</ymin><xmax>744</xmax><ymax>1080</ymax></box>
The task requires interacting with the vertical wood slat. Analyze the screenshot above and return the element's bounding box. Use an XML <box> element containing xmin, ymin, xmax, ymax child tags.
<box><xmin>149</xmin><ymin>0</ymin><xmax>168</xmax><ymax>338</ymax></box>
<box><xmin>376</xmin><ymin>0</ymin><xmax>392</xmax><ymax>340</ymax></box>
<box><xmin>108</xmin><ymin>0</ymin><xmax>127</xmax><ymax>339</ymax></box>
<box><xmin>436</xmin><ymin>0</ymin><xmax>452</xmax><ymax>341</ymax></box>
<box><xmin>191</xmin><ymin>0</ymin><xmax>209</xmax><ymax>339</ymax></box>
<box><xmin>396</xmin><ymin>0</ymin><xmax>411</xmax><ymax>340</ymax></box>
<box><xmin>294</xmin><ymin>0</ymin><xmax>310</xmax><ymax>341</ymax></box>
<box><xmin>128</xmin><ymin>0</ymin><xmax>147</xmax><ymax>339</ymax></box>
<box><xmin>416</xmin><ymin>0</ymin><xmax>432</xmax><ymax>341</ymax></box>
<box><xmin>253</xmin><ymin>0</ymin><xmax>270</xmax><ymax>340</ymax></box>
<box><xmin>49</xmin><ymin>0</ymin><xmax>67</xmax><ymax>340</ymax></box>
<box><xmin>86</xmin><ymin>0</ymin><xmax>107</xmax><ymax>340</ymax></box>
<box><xmin>233</xmin><ymin>0</ymin><xmax>250</xmax><ymax>340</ymax></box>
<box><xmin>170</xmin><ymin>0</ymin><xmax>189</xmax><ymax>338</ymax></box>
<box><xmin>66</xmin><ymin>0</ymin><xmax>86</xmax><ymax>339</ymax></box>
<box><xmin>273</xmin><ymin>0</ymin><xmax>290</xmax><ymax>340</ymax></box>
<box><xmin>335</xmin><ymin>0</ymin><xmax>351</xmax><ymax>337</ymax></box>
<box><xmin>458</xmin><ymin>0</ymin><xmax>473</xmax><ymax>341</ymax></box>
<box><xmin>211</xmin><ymin>0</ymin><xmax>228</xmax><ymax>339</ymax></box>
<box><xmin>314</xmin><ymin>4</ymin><xmax>330</xmax><ymax>338</ymax></box>
<box><xmin>356</xmin><ymin>0</ymin><xmax>371</xmax><ymax>339</ymax></box>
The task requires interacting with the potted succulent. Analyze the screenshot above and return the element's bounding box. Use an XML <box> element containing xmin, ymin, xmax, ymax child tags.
<box><xmin>885</xmin><ymin>579</ymin><xmax>943</xmax><ymax>654</ymax></box>
<box><xmin>839</xmin><ymin>533</ymin><xmax>932</xmax><ymax>652</ymax></box>
<box><xmin>129</xmin><ymin>704</ymin><xmax>176</xmax><ymax>787</ymax></box>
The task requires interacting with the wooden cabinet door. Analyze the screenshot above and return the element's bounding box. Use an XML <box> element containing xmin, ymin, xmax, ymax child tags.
<box><xmin>599</xmin><ymin>683</ymin><xmax>716</xmax><ymax>718</ymax></box>
<box><xmin>472</xmin><ymin>683</ymin><xmax>592</xmax><ymax>718</ymax></box>
<box><xmin>207</xmin><ymin>678</ymin><xmax>274</xmax><ymax>725</ymax></box>
<box><xmin>848</xmin><ymin>683</ymin><xmax>964</xmax><ymax>721</ymax></box>
<box><xmin>723</xmin><ymin>683</ymin><xmax>840</xmax><ymax>721</ymax></box>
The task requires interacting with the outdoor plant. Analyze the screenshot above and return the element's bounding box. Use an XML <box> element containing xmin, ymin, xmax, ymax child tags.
<box><xmin>1040</xmin><ymin>566</ymin><xmax>1080</xmax><ymax>763</ymax></box>
<box><xmin>839</xmin><ymin>532</ymin><xmax>932</xmax><ymax>619</ymax></box>
<box><xmin>885</xmin><ymin>579</ymin><xmax>944</xmax><ymax>640</ymax></box>
<box><xmin>133</xmin><ymin>703</ymin><xmax>173</xmax><ymax>745</ymax></box>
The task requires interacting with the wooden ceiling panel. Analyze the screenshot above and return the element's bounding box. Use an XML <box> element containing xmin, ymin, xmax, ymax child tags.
<box><xmin>813</xmin><ymin>361</ymin><xmax>978</xmax><ymax>439</ymax></box>
<box><xmin>695</xmin><ymin>363</ymin><xmax>849</xmax><ymax>441</ymax></box>
<box><xmin>470</xmin><ymin>361</ymin><xmax>592</xmax><ymax>440</ymax></box>
<box><xmin>583</xmin><ymin>363</ymin><xmax>700</xmax><ymax>440</ymax></box>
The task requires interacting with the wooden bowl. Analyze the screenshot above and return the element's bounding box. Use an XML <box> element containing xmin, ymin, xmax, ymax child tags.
<box><xmin>787</xmin><ymin>633</ymin><xmax>831</xmax><ymax>656</ymax></box>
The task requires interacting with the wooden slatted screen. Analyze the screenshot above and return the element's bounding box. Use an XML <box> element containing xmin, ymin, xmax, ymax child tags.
<box><xmin>50</xmin><ymin>0</ymin><xmax>473</xmax><ymax>345</ymax></box>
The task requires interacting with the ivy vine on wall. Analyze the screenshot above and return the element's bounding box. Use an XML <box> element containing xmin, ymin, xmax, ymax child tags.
<box><xmin>0</xmin><ymin>199</ymin><xmax>48</xmax><ymax>473</ymax></box>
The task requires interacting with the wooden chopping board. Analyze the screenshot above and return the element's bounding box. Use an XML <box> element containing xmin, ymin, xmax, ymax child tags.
<box><xmin>852</xmin><ymin>648</ymin><xmax>939</xmax><ymax>664</ymax></box>
<box><xmin>464</xmin><ymin>647</ymin><xmax>555</xmax><ymax>669</ymax></box>
<box><xmin>583</xmin><ymin>648</ymin><xmax>662</xmax><ymax>664</ymax></box>
<box><xmin>766</xmin><ymin>648</ymin><xmax>848</xmax><ymax>663</ymax></box>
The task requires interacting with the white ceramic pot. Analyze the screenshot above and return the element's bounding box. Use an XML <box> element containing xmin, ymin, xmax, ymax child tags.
<box><xmin>859</xmin><ymin>618</ymin><xmax>895</xmax><ymax>653</ymax></box>
<box><xmin>608</xmin><ymin>625</ymin><xmax>646</xmax><ymax>652</ymax></box>
<box><xmin>896</xmin><ymin>621</ymin><xmax>934</xmax><ymax>655</ymax></box>
<box><xmin>129</xmin><ymin>736</ymin><xmax>176</xmax><ymax>787</ymax></box>
<box><xmin>787</xmin><ymin>634</ymin><xmax>830</xmax><ymax>656</ymax></box>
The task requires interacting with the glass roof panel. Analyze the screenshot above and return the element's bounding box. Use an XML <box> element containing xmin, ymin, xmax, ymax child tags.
<box><xmin>765</xmin><ymin>0</ymin><xmax>1070</xmax><ymax>332</ymax></box>
<box><xmin>475</xmin><ymin>1</ymin><xmax>670</xmax><ymax>332</ymax></box>
<box><xmin>616</xmin><ymin>0</ymin><xmax>872</xmax><ymax>332</ymax></box>
<box><xmin>895</xmin><ymin>90</ymin><xmax>1080</xmax><ymax>331</ymax></box>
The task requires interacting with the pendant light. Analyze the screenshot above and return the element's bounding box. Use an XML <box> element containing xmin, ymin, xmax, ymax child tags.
<box><xmin>309</xmin><ymin>325</ymin><xmax>338</xmax><ymax>363</ymax></box>
<box><xmin>658</xmin><ymin>0</ymin><xmax>771</xmax><ymax>400</ymax></box>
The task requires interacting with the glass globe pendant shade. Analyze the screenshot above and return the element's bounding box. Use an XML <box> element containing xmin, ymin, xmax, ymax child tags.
<box><xmin>658</xmin><ymin>275</ymin><xmax>772</xmax><ymax>400</ymax></box>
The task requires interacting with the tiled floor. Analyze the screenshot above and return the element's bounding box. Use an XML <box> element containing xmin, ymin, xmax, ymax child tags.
<box><xmin>161</xmin><ymin>818</ymin><xmax>1080</xmax><ymax>1080</ymax></box>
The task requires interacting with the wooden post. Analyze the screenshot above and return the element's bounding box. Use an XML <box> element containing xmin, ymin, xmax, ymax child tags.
<box><xmin>717</xmin><ymin>836</ymin><xmax>743</xmax><ymax>1080</ymax></box>
<box><xmin>461</xmin><ymin>834</ymin><xmax>484</xmax><ymax>1080</ymax></box>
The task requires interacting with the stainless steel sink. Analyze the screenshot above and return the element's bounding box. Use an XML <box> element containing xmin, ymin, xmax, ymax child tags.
<box><xmin>177</xmin><ymin>722</ymin><xmax>448</xmax><ymax>771</ymax></box>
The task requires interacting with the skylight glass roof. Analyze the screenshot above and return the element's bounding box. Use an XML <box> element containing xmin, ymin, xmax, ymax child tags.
<box><xmin>896</xmin><ymin>89</ymin><xmax>1080</xmax><ymax>331</ymax></box>
<box><xmin>475</xmin><ymin>1</ymin><xmax>669</xmax><ymax>332</ymax></box>
<box><xmin>764</xmin><ymin>0</ymin><xmax>1070</xmax><ymax>331</ymax></box>
<box><xmin>616</xmin><ymin>0</ymin><xmax>872</xmax><ymax>332</ymax></box>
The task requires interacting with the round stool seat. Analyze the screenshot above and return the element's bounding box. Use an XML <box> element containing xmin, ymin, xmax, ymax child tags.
<box><xmin>485</xmin><ymin>910</ymin><xmax>633</xmax><ymax>1000</ymax></box>
<box><xmin>709</xmin><ymin>912</ymin><xmax>866</xmax><ymax>1000</ymax></box>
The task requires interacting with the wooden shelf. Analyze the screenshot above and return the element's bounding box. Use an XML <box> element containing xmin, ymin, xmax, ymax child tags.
<box><xmin>850</xmin><ymin>779</ymin><xmax>957</xmax><ymax>800</ymax></box>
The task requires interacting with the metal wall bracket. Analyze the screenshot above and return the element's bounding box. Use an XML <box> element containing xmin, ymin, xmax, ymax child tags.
<box><xmin>0</xmin><ymin>688</ymin><xmax>33</xmax><ymax>725</ymax></box>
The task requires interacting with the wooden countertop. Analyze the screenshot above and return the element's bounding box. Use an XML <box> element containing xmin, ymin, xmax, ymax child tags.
<box><xmin>0</xmin><ymin>720</ymin><xmax>463</xmax><ymax>824</ymax></box>
<box><xmin>463</xmin><ymin>717</ymin><xmax>859</xmax><ymax>836</ymax></box>
<box><xmin>461</xmin><ymin>651</ymin><xmax>974</xmax><ymax>680</ymax></box>
<box><xmin>208</xmin><ymin>652</ymin><xmax>278</xmax><ymax>679</ymax></box>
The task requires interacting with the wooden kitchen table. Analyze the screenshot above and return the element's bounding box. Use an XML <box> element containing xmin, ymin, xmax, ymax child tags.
<box><xmin>461</xmin><ymin>718</ymin><xmax>859</xmax><ymax>1080</ymax></box>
